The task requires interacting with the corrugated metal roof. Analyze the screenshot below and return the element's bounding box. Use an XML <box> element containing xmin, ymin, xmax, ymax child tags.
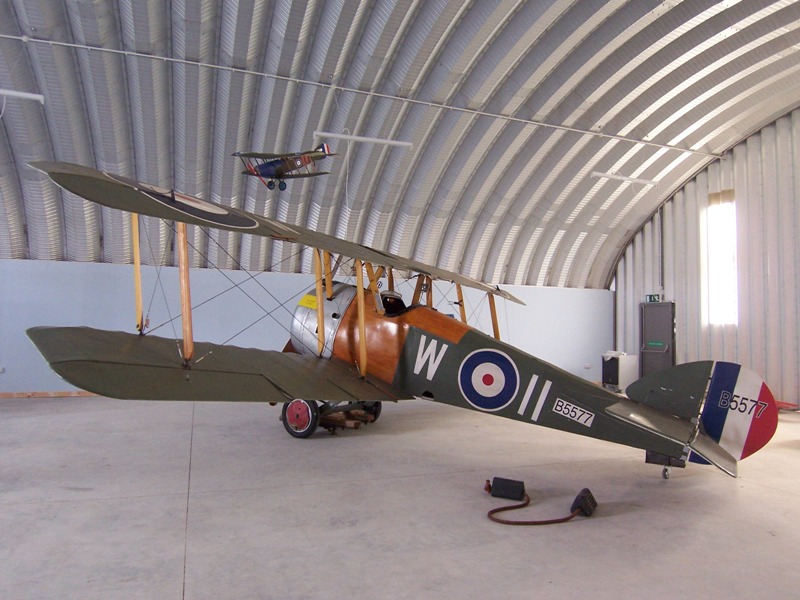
<box><xmin>2</xmin><ymin>0</ymin><xmax>799</xmax><ymax>288</ymax></box>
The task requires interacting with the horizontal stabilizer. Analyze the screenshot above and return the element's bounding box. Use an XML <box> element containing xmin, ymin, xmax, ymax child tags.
<box><xmin>689</xmin><ymin>430</ymin><xmax>738</xmax><ymax>477</ymax></box>
<box><xmin>625</xmin><ymin>361</ymin><xmax>713</xmax><ymax>420</ymax></box>
<box><xmin>27</xmin><ymin>326</ymin><xmax>410</xmax><ymax>404</ymax></box>
<box><xmin>606</xmin><ymin>398</ymin><xmax>696</xmax><ymax>446</ymax></box>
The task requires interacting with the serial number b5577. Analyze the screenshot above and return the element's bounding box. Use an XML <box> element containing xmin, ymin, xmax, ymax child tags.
<box><xmin>552</xmin><ymin>398</ymin><xmax>595</xmax><ymax>427</ymax></box>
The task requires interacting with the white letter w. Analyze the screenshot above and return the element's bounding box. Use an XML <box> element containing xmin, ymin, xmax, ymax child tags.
<box><xmin>414</xmin><ymin>335</ymin><xmax>449</xmax><ymax>381</ymax></box>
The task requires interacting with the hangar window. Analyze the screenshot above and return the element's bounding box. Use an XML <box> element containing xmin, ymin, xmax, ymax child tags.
<box><xmin>704</xmin><ymin>191</ymin><xmax>738</xmax><ymax>325</ymax></box>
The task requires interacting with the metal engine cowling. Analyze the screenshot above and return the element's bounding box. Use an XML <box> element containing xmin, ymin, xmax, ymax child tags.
<box><xmin>289</xmin><ymin>282</ymin><xmax>356</xmax><ymax>357</ymax></box>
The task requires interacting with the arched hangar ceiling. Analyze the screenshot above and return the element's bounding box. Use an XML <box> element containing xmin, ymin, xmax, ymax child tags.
<box><xmin>2</xmin><ymin>0</ymin><xmax>800</xmax><ymax>289</ymax></box>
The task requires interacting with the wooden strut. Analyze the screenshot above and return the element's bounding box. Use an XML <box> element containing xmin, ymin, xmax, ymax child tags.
<box><xmin>425</xmin><ymin>275</ymin><xmax>433</xmax><ymax>308</ymax></box>
<box><xmin>412</xmin><ymin>273</ymin><xmax>425</xmax><ymax>305</ymax></box>
<box><xmin>365</xmin><ymin>262</ymin><xmax>385</xmax><ymax>316</ymax></box>
<box><xmin>487</xmin><ymin>292</ymin><xmax>501</xmax><ymax>341</ymax></box>
<box><xmin>322</xmin><ymin>250</ymin><xmax>334</xmax><ymax>300</ymax></box>
<box><xmin>355</xmin><ymin>259</ymin><xmax>367</xmax><ymax>378</ymax></box>
<box><xmin>176</xmin><ymin>221</ymin><xmax>194</xmax><ymax>364</ymax></box>
<box><xmin>131</xmin><ymin>213</ymin><xmax>144</xmax><ymax>333</ymax></box>
<box><xmin>313</xmin><ymin>248</ymin><xmax>326</xmax><ymax>356</ymax></box>
<box><xmin>455</xmin><ymin>284</ymin><xmax>468</xmax><ymax>324</ymax></box>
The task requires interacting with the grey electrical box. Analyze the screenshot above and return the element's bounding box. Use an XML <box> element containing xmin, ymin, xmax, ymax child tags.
<box><xmin>602</xmin><ymin>352</ymin><xmax>639</xmax><ymax>393</ymax></box>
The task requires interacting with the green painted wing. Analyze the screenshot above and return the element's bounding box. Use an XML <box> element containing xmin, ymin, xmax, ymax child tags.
<box><xmin>30</xmin><ymin>161</ymin><xmax>524</xmax><ymax>305</ymax></box>
<box><xmin>27</xmin><ymin>326</ymin><xmax>409</xmax><ymax>403</ymax></box>
<box><xmin>280</xmin><ymin>171</ymin><xmax>329</xmax><ymax>179</ymax></box>
<box><xmin>232</xmin><ymin>151</ymin><xmax>291</xmax><ymax>159</ymax></box>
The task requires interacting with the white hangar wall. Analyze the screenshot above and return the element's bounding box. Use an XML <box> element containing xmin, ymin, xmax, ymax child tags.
<box><xmin>614</xmin><ymin>109</ymin><xmax>800</xmax><ymax>409</ymax></box>
<box><xmin>0</xmin><ymin>259</ymin><xmax>612</xmax><ymax>394</ymax></box>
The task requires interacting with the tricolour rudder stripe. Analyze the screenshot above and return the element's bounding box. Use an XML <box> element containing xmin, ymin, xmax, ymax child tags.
<box><xmin>741</xmin><ymin>380</ymin><xmax>778</xmax><ymax>459</ymax></box>
<box><xmin>702</xmin><ymin>362</ymin><xmax>740</xmax><ymax>443</ymax></box>
<box><xmin>700</xmin><ymin>361</ymin><xmax>778</xmax><ymax>461</ymax></box>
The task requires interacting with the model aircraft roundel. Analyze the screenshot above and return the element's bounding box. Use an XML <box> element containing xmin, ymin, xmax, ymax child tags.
<box><xmin>458</xmin><ymin>349</ymin><xmax>520</xmax><ymax>412</ymax></box>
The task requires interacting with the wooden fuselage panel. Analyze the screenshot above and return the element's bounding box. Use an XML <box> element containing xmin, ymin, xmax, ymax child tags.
<box><xmin>331</xmin><ymin>293</ymin><xmax>470</xmax><ymax>384</ymax></box>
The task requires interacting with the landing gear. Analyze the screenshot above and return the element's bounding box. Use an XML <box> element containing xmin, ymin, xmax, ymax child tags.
<box><xmin>267</xmin><ymin>180</ymin><xmax>276</xmax><ymax>190</ymax></box>
<box><xmin>278</xmin><ymin>180</ymin><xmax>287</xmax><ymax>191</ymax></box>
<box><xmin>361</xmin><ymin>401</ymin><xmax>382</xmax><ymax>422</ymax></box>
<box><xmin>280</xmin><ymin>400</ymin><xmax>383</xmax><ymax>438</ymax></box>
<box><xmin>282</xmin><ymin>398</ymin><xmax>319</xmax><ymax>438</ymax></box>
<box><xmin>645</xmin><ymin>450</ymin><xmax>685</xmax><ymax>479</ymax></box>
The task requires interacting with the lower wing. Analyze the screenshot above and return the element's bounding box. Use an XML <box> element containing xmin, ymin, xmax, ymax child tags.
<box><xmin>27</xmin><ymin>326</ymin><xmax>410</xmax><ymax>404</ymax></box>
<box><xmin>281</xmin><ymin>171</ymin><xmax>330</xmax><ymax>179</ymax></box>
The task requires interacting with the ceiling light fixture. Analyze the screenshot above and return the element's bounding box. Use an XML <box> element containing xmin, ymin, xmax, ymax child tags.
<box><xmin>0</xmin><ymin>88</ymin><xmax>45</xmax><ymax>104</ymax></box>
<box><xmin>590</xmin><ymin>171</ymin><xmax>658</xmax><ymax>187</ymax></box>
<box><xmin>313</xmin><ymin>131</ymin><xmax>412</xmax><ymax>148</ymax></box>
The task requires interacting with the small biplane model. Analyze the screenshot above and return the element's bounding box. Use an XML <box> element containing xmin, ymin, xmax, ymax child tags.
<box><xmin>27</xmin><ymin>161</ymin><xmax>779</xmax><ymax>479</ymax></box>
<box><xmin>233</xmin><ymin>143</ymin><xmax>334</xmax><ymax>190</ymax></box>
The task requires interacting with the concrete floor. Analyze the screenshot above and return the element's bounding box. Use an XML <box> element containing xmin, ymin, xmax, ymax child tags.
<box><xmin>2</xmin><ymin>396</ymin><xmax>799</xmax><ymax>600</ymax></box>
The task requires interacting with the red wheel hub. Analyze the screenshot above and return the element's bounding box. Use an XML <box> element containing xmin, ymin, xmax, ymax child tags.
<box><xmin>286</xmin><ymin>400</ymin><xmax>311</xmax><ymax>432</ymax></box>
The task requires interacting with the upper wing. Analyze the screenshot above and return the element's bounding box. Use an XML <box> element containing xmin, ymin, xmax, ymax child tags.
<box><xmin>30</xmin><ymin>161</ymin><xmax>524</xmax><ymax>305</ymax></box>
<box><xmin>232</xmin><ymin>151</ymin><xmax>293</xmax><ymax>159</ymax></box>
<box><xmin>27</xmin><ymin>326</ymin><xmax>410</xmax><ymax>403</ymax></box>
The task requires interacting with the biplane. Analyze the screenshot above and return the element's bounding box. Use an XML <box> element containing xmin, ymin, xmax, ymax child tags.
<box><xmin>27</xmin><ymin>161</ymin><xmax>779</xmax><ymax>479</ymax></box>
<box><xmin>233</xmin><ymin>143</ymin><xmax>334</xmax><ymax>190</ymax></box>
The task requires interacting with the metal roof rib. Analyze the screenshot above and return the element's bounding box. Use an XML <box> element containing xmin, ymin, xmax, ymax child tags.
<box><xmin>1</xmin><ymin>0</ymin><xmax>799</xmax><ymax>289</ymax></box>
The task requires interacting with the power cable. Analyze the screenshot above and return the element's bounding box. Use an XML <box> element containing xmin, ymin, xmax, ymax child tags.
<box><xmin>484</xmin><ymin>478</ymin><xmax>597</xmax><ymax>526</ymax></box>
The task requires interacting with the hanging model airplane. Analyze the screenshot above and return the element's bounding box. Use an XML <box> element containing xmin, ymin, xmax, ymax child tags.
<box><xmin>26</xmin><ymin>161</ymin><xmax>779</xmax><ymax>479</ymax></box>
<box><xmin>233</xmin><ymin>143</ymin><xmax>335</xmax><ymax>190</ymax></box>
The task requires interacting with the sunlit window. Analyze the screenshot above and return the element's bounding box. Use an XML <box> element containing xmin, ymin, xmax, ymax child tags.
<box><xmin>705</xmin><ymin>199</ymin><xmax>738</xmax><ymax>325</ymax></box>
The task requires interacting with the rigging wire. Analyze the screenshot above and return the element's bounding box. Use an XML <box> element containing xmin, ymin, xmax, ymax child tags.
<box><xmin>137</xmin><ymin>210</ymin><xmax>505</xmax><ymax>364</ymax></box>
<box><xmin>139</xmin><ymin>216</ymin><xmax>324</xmax><ymax>364</ymax></box>
<box><xmin>140</xmin><ymin>215</ymin><xmax>182</xmax><ymax>355</ymax></box>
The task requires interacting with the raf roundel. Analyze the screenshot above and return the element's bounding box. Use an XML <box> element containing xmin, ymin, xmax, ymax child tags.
<box><xmin>458</xmin><ymin>349</ymin><xmax>520</xmax><ymax>412</ymax></box>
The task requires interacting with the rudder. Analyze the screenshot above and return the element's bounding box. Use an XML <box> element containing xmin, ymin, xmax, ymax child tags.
<box><xmin>693</xmin><ymin>361</ymin><xmax>778</xmax><ymax>463</ymax></box>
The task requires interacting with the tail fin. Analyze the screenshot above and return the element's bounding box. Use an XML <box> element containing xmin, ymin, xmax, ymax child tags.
<box><xmin>622</xmin><ymin>361</ymin><xmax>778</xmax><ymax>476</ymax></box>
<box><xmin>315</xmin><ymin>143</ymin><xmax>334</xmax><ymax>156</ymax></box>
<box><xmin>692</xmin><ymin>361</ymin><xmax>778</xmax><ymax>461</ymax></box>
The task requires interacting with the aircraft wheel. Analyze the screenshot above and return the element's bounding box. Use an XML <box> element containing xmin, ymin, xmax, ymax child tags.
<box><xmin>267</xmin><ymin>180</ymin><xmax>275</xmax><ymax>190</ymax></box>
<box><xmin>282</xmin><ymin>399</ymin><xmax>319</xmax><ymax>438</ymax></box>
<box><xmin>278</xmin><ymin>180</ymin><xmax>287</xmax><ymax>191</ymax></box>
<box><xmin>662</xmin><ymin>466</ymin><xmax>671</xmax><ymax>480</ymax></box>
<box><xmin>360</xmin><ymin>401</ymin><xmax>382</xmax><ymax>422</ymax></box>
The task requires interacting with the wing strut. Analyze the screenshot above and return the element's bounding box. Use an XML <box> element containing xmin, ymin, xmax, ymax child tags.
<box><xmin>355</xmin><ymin>259</ymin><xmax>368</xmax><ymax>378</ymax></box>
<box><xmin>365</xmin><ymin>262</ymin><xmax>384</xmax><ymax>316</ymax></box>
<box><xmin>176</xmin><ymin>221</ymin><xmax>194</xmax><ymax>364</ymax></box>
<box><xmin>455</xmin><ymin>284</ymin><xmax>468</xmax><ymax>324</ymax></box>
<box><xmin>425</xmin><ymin>276</ymin><xmax>434</xmax><ymax>307</ymax></box>
<box><xmin>322</xmin><ymin>250</ymin><xmax>334</xmax><ymax>300</ymax></box>
<box><xmin>313</xmin><ymin>249</ymin><xmax>326</xmax><ymax>356</ymax></box>
<box><xmin>131</xmin><ymin>213</ymin><xmax>144</xmax><ymax>334</ymax></box>
<box><xmin>412</xmin><ymin>274</ymin><xmax>424</xmax><ymax>304</ymax></box>
<box><xmin>488</xmin><ymin>293</ymin><xmax>501</xmax><ymax>341</ymax></box>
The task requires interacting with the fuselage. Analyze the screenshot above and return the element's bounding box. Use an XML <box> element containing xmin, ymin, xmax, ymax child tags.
<box><xmin>255</xmin><ymin>152</ymin><xmax>319</xmax><ymax>179</ymax></box>
<box><xmin>289</xmin><ymin>282</ymin><xmax>687</xmax><ymax>459</ymax></box>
